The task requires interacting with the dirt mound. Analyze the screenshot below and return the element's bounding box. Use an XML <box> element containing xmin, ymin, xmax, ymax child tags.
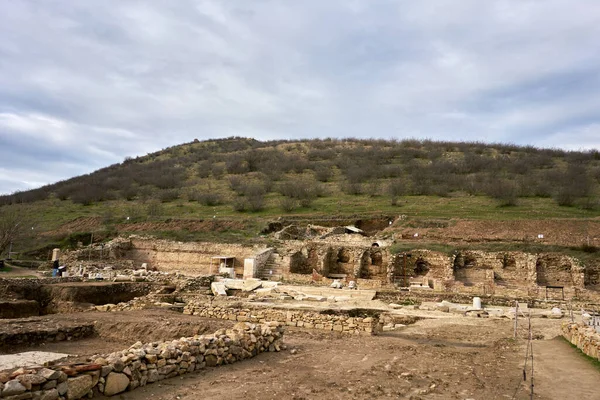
<box><xmin>389</xmin><ymin>218</ymin><xmax>600</xmax><ymax>246</ymax></box>
<box><xmin>117</xmin><ymin>219</ymin><xmax>248</xmax><ymax>232</ymax></box>
<box><xmin>42</xmin><ymin>217</ymin><xmax>103</xmax><ymax>237</ymax></box>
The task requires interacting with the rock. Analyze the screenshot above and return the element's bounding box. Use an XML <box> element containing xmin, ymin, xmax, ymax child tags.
<box><xmin>56</xmin><ymin>372</ymin><xmax>67</xmax><ymax>383</ymax></box>
<box><xmin>112</xmin><ymin>358</ymin><xmax>125</xmax><ymax>372</ymax></box>
<box><xmin>389</xmin><ymin>303</ymin><xmax>403</xmax><ymax>309</ymax></box>
<box><xmin>2</xmin><ymin>380</ymin><xmax>27</xmax><ymax>396</ymax></box>
<box><xmin>146</xmin><ymin>370</ymin><xmax>159</xmax><ymax>383</ymax></box>
<box><xmin>0</xmin><ymin>372</ymin><xmax>10</xmax><ymax>383</ymax></box>
<box><xmin>41</xmin><ymin>380</ymin><xmax>57</xmax><ymax>390</ymax></box>
<box><xmin>104</xmin><ymin>372</ymin><xmax>130</xmax><ymax>396</ymax></box>
<box><xmin>101</xmin><ymin>366</ymin><xmax>113</xmax><ymax>377</ymax></box>
<box><xmin>145</xmin><ymin>354</ymin><xmax>157</xmax><ymax>364</ymax></box>
<box><xmin>2</xmin><ymin>393</ymin><xmax>33</xmax><ymax>400</ymax></box>
<box><xmin>211</xmin><ymin>282</ymin><xmax>228</xmax><ymax>296</ymax></box>
<box><xmin>205</xmin><ymin>355</ymin><xmax>218</xmax><ymax>367</ymax></box>
<box><xmin>304</xmin><ymin>296</ymin><xmax>326</xmax><ymax>302</ymax></box>
<box><xmin>17</xmin><ymin>374</ymin><xmax>46</xmax><ymax>389</ymax></box>
<box><xmin>37</xmin><ymin>369</ymin><xmax>60</xmax><ymax>381</ymax></box>
<box><xmin>66</xmin><ymin>375</ymin><xmax>93</xmax><ymax>400</ymax></box>
<box><xmin>241</xmin><ymin>281</ymin><xmax>262</xmax><ymax>292</ymax></box>
<box><xmin>56</xmin><ymin>382</ymin><xmax>68</xmax><ymax>396</ymax></box>
<box><xmin>41</xmin><ymin>388</ymin><xmax>59</xmax><ymax>400</ymax></box>
<box><xmin>93</xmin><ymin>357</ymin><xmax>108</xmax><ymax>366</ymax></box>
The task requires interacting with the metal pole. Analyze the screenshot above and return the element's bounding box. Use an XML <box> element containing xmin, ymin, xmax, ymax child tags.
<box><xmin>514</xmin><ymin>301</ymin><xmax>519</xmax><ymax>339</ymax></box>
<box><xmin>403</xmin><ymin>254</ymin><xmax>406</xmax><ymax>287</ymax></box>
<box><xmin>88</xmin><ymin>233</ymin><xmax>93</xmax><ymax>261</ymax></box>
<box><xmin>529</xmin><ymin>311</ymin><xmax>534</xmax><ymax>400</ymax></box>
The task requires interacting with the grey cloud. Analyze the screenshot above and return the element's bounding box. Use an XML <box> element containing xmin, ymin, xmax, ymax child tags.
<box><xmin>1</xmin><ymin>0</ymin><xmax>600</xmax><ymax>194</ymax></box>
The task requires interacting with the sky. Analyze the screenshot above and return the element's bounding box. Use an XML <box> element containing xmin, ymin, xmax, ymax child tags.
<box><xmin>1</xmin><ymin>1</ymin><xmax>600</xmax><ymax>195</ymax></box>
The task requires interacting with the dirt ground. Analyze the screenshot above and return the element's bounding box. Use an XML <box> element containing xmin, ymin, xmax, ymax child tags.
<box><xmin>0</xmin><ymin>265</ymin><xmax>43</xmax><ymax>278</ymax></box>
<box><xmin>4</xmin><ymin>309</ymin><xmax>598</xmax><ymax>400</ymax></box>
<box><xmin>0</xmin><ymin>310</ymin><xmax>234</xmax><ymax>356</ymax></box>
<box><xmin>114</xmin><ymin>313</ymin><xmax>598</xmax><ymax>400</ymax></box>
<box><xmin>41</xmin><ymin>215</ymin><xmax>600</xmax><ymax>247</ymax></box>
<box><xmin>388</xmin><ymin>218</ymin><xmax>600</xmax><ymax>247</ymax></box>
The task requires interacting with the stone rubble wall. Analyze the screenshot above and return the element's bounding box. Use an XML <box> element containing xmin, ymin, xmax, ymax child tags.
<box><xmin>562</xmin><ymin>322</ymin><xmax>600</xmax><ymax>360</ymax></box>
<box><xmin>183</xmin><ymin>302</ymin><xmax>380</xmax><ymax>335</ymax></box>
<box><xmin>0</xmin><ymin>323</ymin><xmax>94</xmax><ymax>350</ymax></box>
<box><xmin>0</xmin><ymin>321</ymin><xmax>284</xmax><ymax>400</ymax></box>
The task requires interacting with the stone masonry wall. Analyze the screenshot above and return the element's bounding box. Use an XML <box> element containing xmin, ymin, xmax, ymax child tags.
<box><xmin>562</xmin><ymin>322</ymin><xmax>600</xmax><ymax>360</ymax></box>
<box><xmin>126</xmin><ymin>238</ymin><xmax>267</xmax><ymax>276</ymax></box>
<box><xmin>0</xmin><ymin>322</ymin><xmax>284</xmax><ymax>400</ymax></box>
<box><xmin>183</xmin><ymin>302</ymin><xmax>381</xmax><ymax>335</ymax></box>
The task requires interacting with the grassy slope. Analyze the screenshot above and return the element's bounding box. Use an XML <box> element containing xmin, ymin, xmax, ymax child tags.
<box><xmin>3</xmin><ymin>138</ymin><xmax>600</xmax><ymax>255</ymax></box>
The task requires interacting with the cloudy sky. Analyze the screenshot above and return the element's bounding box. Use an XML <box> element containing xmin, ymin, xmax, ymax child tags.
<box><xmin>1</xmin><ymin>1</ymin><xmax>600</xmax><ymax>194</ymax></box>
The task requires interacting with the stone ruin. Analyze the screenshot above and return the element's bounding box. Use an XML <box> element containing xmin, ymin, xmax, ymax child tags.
<box><xmin>0</xmin><ymin>321</ymin><xmax>284</xmax><ymax>399</ymax></box>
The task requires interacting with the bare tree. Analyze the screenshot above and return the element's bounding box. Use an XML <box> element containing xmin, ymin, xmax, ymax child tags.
<box><xmin>0</xmin><ymin>208</ymin><xmax>25</xmax><ymax>256</ymax></box>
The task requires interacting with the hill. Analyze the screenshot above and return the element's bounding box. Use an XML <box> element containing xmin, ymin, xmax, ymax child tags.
<box><xmin>1</xmin><ymin>137</ymin><xmax>599</xmax><ymax>257</ymax></box>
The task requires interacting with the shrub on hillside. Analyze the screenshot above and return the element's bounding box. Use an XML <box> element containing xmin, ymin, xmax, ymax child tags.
<box><xmin>485</xmin><ymin>179</ymin><xmax>520</xmax><ymax>206</ymax></box>
<box><xmin>189</xmin><ymin>190</ymin><xmax>223</xmax><ymax>206</ymax></box>
<box><xmin>145</xmin><ymin>200</ymin><xmax>164</xmax><ymax>217</ymax></box>
<box><xmin>158</xmin><ymin>189</ymin><xmax>179</xmax><ymax>203</ymax></box>
<box><xmin>279</xmin><ymin>197</ymin><xmax>297</xmax><ymax>212</ymax></box>
<box><xmin>388</xmin><ymin>178</ymin><xmax>407</xmax><ymax>206</ymax></box>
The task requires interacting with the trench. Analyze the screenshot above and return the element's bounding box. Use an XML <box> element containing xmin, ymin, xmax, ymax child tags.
<box><xmin>0</xmin><ymin>282</ymin><xmax>154</xmax><ymax>318</ymax></box>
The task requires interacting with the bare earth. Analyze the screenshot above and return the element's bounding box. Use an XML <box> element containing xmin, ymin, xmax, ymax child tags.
<box><xmin>5</xmin><ymin>309</ymin><xmax>597</xmax><ymax>400</ymax></box>
<box><xmin>118</xmin><ymin>315</ymin><xmax>599</xmax><ymax>400</ymax></box>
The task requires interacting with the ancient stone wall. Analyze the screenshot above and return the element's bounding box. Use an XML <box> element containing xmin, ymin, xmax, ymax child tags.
<box><xmin>0</xmin><ymin>322</ymin><xmax>284</xmax><ymax>399</ymax></box>
<box><xmin>562</xmin><ymin>322</ymin><xmax>600</xmax><ymax>361</ymax></box>
<box><xmin>0</xmin><ymin>322</ymin><xmax>94</xmax><ymax>350</ymax></box>
<box><xmin>183</xmin><ymin>302</ymin><xmax>381</xmax><ymax>335</ymax></box>
<box><xmin>125</xmin><ymin>238</ymin><xmax>267</xmax><ymax>276</ymax></box>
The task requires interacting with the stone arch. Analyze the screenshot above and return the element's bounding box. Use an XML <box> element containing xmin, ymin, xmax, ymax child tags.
<box><xmin>290</xmin><ymin>251</ymin><xmax>311</xmax><ymax>274</ymax></box>
<box><xmin>414</xmin><ymin>257</ymin><xmax>430</xmax><ymax>276</ymax></box>
<box><xmin>357</xmin><ymin>251</ymin><xmax>371</xmax><ymax>279</ymax></box>
<box><xmin>369</xmin><ymin>248</ymin><xmax>383</xmax><ymax>267</ymax></box>
<box><xmin>337</xmin><ymin>248</ymin><xmax>351</xmax><ymax>263</ymax></box>
<box><xmin>453</xmin><ymin>252</ymin><xmax>464</xmax><ymax>270</ymax></box>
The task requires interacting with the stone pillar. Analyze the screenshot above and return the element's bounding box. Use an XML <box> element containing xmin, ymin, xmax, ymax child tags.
<box><xmin>52</xmin><ymin>248</ymin><xmax>61</xmax><ymax>262</ymax></box>
<box><xmin>243</xmin><ymin>258</ymin><xmax>256</xmax><ymax>279</ymax></box>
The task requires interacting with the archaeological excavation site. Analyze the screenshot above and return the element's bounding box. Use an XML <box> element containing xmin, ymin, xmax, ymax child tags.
<box><xmin>1</xmin><ymin>216</ymin><xmax>600</xmax><ymax>400</ymax></box>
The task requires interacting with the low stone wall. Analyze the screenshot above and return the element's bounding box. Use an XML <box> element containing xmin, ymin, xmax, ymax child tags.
<box><xmin>0</xmin><ymin>321</ymin><xmax>284</xmax><ymax>399</ymax></box>
<box><xmin>0</xmin><ymin>322</ymin><xmax>94</xmax><ymax>350</ymax></box>
<box><xmin>562</xmin><ymin>322</ymin><xmax>600</xmax><ymax>360</ymax></box>
<box><xmin>183</xmin><ymin>302</ymin><xmax>381</xmax><ymax>335</ymax></box>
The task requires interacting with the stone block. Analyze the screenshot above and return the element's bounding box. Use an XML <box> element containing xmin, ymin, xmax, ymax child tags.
<box><xmin>66</xmin><ymin>374</ymin><xmax>93</xmax><ymax>400</ymax></box>
<box><xmin>2</xmin><ymin>380</ymin><xmax>27</xmax><ymax>397</ymax></box>
<box><xmin>104</xmin><ymin>372</ymin><xmax>130</xmax><ymax>396</ymax></box>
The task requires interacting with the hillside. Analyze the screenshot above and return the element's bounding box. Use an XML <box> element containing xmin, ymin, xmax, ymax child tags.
<box><xmin>1</xmin><ymin>137</ymin><xmax>600</xmax><ymax>257</ymax></box>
